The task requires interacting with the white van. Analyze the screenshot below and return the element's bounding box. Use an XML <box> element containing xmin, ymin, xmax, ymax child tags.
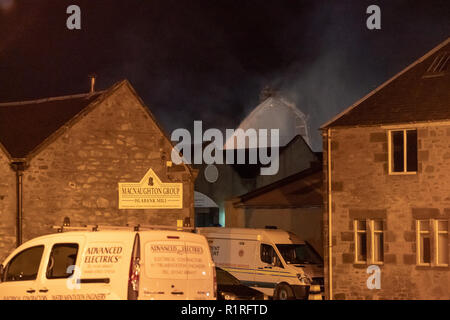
<box><xmin>0</xmin><ymin>225</ymin><xmax>216</xmax><ymax>300</ymax></box>
<box><xmin>196</xmin><ymin>227</ymin><xmax>324</xmax><ymax>300</ymax></box>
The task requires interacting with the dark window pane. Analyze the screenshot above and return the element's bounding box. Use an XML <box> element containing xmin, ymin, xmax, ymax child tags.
<box><xmin>46</xmin><ymin>244</ymin><xmax>78</xmax><ymax>279</ymax></box>
<box><xmin>358</xmin><ymin>233</ymin><xmax>367</xmax><ymax>261</ymax></box>
<box><xmin>5</xmin><ymin>246</ymin><xmax>44</xmax><ymax>282</ymax></box>
<box><xmin>375</xmin><ymin>233</ymin><xmax>384</xmax><ymax>262</ymax></box>
<box><xmin>422</xmin><ymin>236</ymin><xmax>431</xmax><ymax>264</ymax></box>
<box><xmin>261</xmin><ymin>244</ymin><xmax>273</xmax><ymax>264</ymax></box>
<box><xmin>407</xmin><ymin>130</ymin><xmax>418</xmax><ymax>172</ymax></box>
<box><xmin>392</xmin><ymin>131</ymin><xmax>404</xmax><ymax>172</ymax></box>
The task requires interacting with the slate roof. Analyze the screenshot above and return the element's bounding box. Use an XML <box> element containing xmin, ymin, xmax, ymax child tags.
<box><xmin>0</xmin><ymin>92</ymin><xmax>104</xmax><ymax>158</ymax></box>
<box><xmin>323</xmin><ymin>37</ymin><xmax>450</xmax><ymax>128</ymax></box>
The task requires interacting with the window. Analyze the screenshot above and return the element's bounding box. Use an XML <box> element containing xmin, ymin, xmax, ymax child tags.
<box><xmin>276</xmin><ymin>243</ymin><xmax>323</xmax><ymax>265</ymax></box>
<box><xmin>388</xmin><ymin>130</ymin><xmax>418</xmax><ymax>174</ymax></box>
<box><xmin>46</xmin><ymin>243</ymin><xmax>79</xmax><ymax>279</ymax></box>
<box><xmin>436</xmin><ymin>220</ymin><xmax>448</xmax><ymax>266</ymax></box>
<box><xmin>354</xmin><ymin>220</ymin><xmax>367</xmax><ymax>263</ymax></box>
<box><xmin>354</xmin><ymin>219</ymin><xmax>385</xmax><ymax>264</ymax></box>
<box><xmin>260</xmin><ymin>244</ymin><xmax>283</xmax><ymax>267</ymax></box>
<box><xmin>372</xmin><ymin>220</ymin><xmax>384</xmax><ymax>264</ymax></box>
<box><xmin>416</xmin><ymin>219</ymin><xmax>448</xmax><ymax>266</ymax></box>
<box><xmin>4</xmin><ymin>246</ymin><xmax>44</xmax><ymax>282</ymax></box>
<box><xmin>417</xmin><ymin>220</ymin><xmax>431</xmax><ymax>265</ymax></box>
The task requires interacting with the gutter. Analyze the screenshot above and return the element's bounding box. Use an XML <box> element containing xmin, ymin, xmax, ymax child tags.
<box><xmin>326</xmin><ymin>128</ymin><xmax>333</xmax><ymax>300</ymax></box>
<box><xmin>10</xmin><ymin>160</ymin><xmax>28</xmax><ymax>247</ymax></box>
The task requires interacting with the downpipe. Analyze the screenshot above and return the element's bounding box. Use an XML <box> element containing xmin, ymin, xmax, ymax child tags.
<box><xmin>10</xmin><ymin>160</ymin><xmax>27</xmax><ymax>247</ymax></box>
<box><xmin>327</xmin><ymin>128</ymin><xmax>333</xmax><ymax>300</ymax></box>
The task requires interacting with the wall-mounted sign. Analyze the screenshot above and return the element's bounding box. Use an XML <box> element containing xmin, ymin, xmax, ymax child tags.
<box><xmin>119</xmin><ymin>168</ymin><xmax>183</xmax><ymax>209</ymax></box>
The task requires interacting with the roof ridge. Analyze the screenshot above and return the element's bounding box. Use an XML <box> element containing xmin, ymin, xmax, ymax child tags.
<box><xmin>321</xmin><ymin>36</ymin><xmax>450</xmax><ymax>129</ymax></box>
<box><xmin>0</xmin><ymin>91</ymin><xmax>106</xmax><ymax>107</ymax></box>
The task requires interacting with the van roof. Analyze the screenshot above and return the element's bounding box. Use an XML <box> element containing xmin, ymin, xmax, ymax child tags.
<box><xmin>22</xmin><ymin>229</ymin><xmax>207</xmax><ymax>246</ymax></box>
<box><xmin>196</xmin><ymin>227</ymin><xmax>305</xmax><ymax>244</ymax></box>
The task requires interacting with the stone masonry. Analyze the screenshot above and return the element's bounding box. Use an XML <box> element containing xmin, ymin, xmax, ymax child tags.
<box><xmin>323</xmin><ymin>126</ymin><xmax>449</xmax><ymax>300</ymax></box>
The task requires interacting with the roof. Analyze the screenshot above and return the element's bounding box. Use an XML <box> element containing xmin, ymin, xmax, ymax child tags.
<box><xmin>323</xmin><ymin>37</ymin><xmax>450</xmax><ymax>128</ymax></box>
<box><xmin>229</xmin><ymin>165</ymin><xmax>323</xmax><ymax>208</ymax></box>
<box><xmin>224</xmin><ymin>96</ymin><xmax>311</xmax><ymax>148</ymax></box>
<box><xmin>0</xmin><ymin>92</ymin><xmax>104</xmax><ymax>158</ymax></box>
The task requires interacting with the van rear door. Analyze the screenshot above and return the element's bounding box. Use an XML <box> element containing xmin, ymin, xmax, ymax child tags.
<box><xmin>185</xmin><ymin>240</ymin><xmax>213</xmax><ymax>300</ymax></box>
<box><xmin>141</xmin><ymin>237</ymin><xmax>188</xmax><ymax>300</ymax></box>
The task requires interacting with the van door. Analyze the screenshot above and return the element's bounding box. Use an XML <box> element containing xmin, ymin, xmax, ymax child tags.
<box><xmin>0</xmin><ymin>245</ymin><xmax>45</xmax><ymax>300</ymax></box>
<box><xmin>141</xmin><ymin>239</ymin><xmax>188</xmax><ymax>300</ymax></box>
<box><xmin>253</xmin><ymin>243</ymin><xmax>283</xmax><ymax>296</ymax></box>
<box><xmin>185</xmin><ymin>241</ymin><xmax>213</xmax><ymax>300</ymax></box>
<box><xmin>37</xmin><ymin>236</ymin><xmax>99</xmax><ymax>300</ymax></box>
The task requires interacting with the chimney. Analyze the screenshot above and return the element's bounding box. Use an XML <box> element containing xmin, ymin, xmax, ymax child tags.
<box><xmin>89</xmin><ymin>74</ymin><xmax>97</xmax><ymax>93</ymax></box>
<box><xmin>259</xmin><ymin>85</ymin><xmax>278</xmax><ymax>103</ymax></box>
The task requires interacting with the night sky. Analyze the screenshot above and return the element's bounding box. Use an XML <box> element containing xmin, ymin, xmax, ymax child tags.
<box><xmin>0</xmin><ymin>0</ymin><xmax>449</xmax><ymax>150</ymax></box>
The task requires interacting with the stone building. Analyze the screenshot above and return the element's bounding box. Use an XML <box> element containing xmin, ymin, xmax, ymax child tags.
<box><xmin>321</xmin><ymin>38</ymin><xmax>449</xmax><ymax>299</ymax></box>
<box><xmin>0</xmin><ymin>80</ymin><xmax>195</xmax><ymax>261</ymax></box>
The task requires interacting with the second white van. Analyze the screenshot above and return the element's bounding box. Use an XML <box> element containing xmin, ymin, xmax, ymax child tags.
<box><xmin>196</xmin><ymin>227</ymin><xmax>324</xmax><ymax>300</ymax></box>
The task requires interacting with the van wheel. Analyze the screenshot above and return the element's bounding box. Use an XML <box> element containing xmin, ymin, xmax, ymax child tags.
<box><xmin>274</xmin><ymin>284</ymin><xmax>294</xmax><ymax>300</ymax></box>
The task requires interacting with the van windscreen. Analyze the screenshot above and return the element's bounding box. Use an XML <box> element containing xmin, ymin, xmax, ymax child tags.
<box><xmin>276</xmin><ymin>244</ymin><xmax>323</xmax><ymax>265</ymax></box>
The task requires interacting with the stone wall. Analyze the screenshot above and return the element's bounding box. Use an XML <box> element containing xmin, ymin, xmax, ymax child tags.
<box><xmin>0</xmin><ymin>150</ymin><xmax>16</xmax><ymax>261</ymax></box>
<box><xmin>4</xmin><ymin>82</ymin><xmax>194</xmax><ymax>246</ymax></box>
<box><xmin>324</xmin><ymin>125</ymin><xmax>449</xmax><ymax>300</ymax></box>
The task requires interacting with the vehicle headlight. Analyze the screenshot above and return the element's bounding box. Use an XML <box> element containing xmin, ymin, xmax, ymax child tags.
<box><xmin>297</xmin><ymin>273</ymin><xmax>311</xmax><ymax>285</ymax></box>
<box><xmin>221</xmin><ymin>292</ymin><xmax>237</xmax><ymax>300</ymax></box>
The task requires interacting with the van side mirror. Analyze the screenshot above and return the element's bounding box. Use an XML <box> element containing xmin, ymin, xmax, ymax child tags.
<box><xmin>0</xmin><ymin>264</ymin><xmax>4</xmax><ymax>282</ymax></box>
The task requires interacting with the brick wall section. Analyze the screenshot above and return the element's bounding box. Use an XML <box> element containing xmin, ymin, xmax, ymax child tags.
<box><xmin>0</xmin><ymin>150</ymin><xmax>16</xmax><ymax>261</ymax></box>
<box><xmin>19</xmin><ymin>83</ymin><xmax>195</xmax><ymax>243</ymax></box>
<box><xmin>325</xmin><ymin>126</ymin><xmax>449</xmax><ymax>300</ymax></box>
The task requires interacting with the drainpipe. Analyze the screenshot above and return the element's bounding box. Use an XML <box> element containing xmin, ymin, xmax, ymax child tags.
<box><xmin>327</xmin><ymin>128</ymin><xmax>333</xmax><ymax>300</ymax></box>
<box><xmin>10</xmin><ymin>160</ymin><xmax>27</xmax><ymax>247</ymax></box>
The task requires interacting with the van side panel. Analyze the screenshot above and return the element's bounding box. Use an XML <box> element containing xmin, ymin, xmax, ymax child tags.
<box><xmin>209</xmin><ymin>238</ymin><xmax>257</xmax><ymax>284</ymax></box>
<box><xmin>79</xmin><ymin>233</ymin><xmax>134</xmax><ymax>300</ymax></box>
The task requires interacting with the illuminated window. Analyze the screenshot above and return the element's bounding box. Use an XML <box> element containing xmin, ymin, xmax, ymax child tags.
<box><xmin>372</xmin><ymin>220</ymin><xmax>384</xmax><ymax>264</ymax></box>
<box><xmin>416</xmin><ymin>219</ymin><xmax>449</xmax><ymax>266</ymax></box>
<box><xmin>436</xmin><ymin>220</ymin><xmax>449</xmax><ymax>266</ymax></box>
<box><xmin>354</xmin><ymin>219</ymin><xmax>385</xmax><ymax>264</ymax></box>
<box><xmin>417</xmin><ymin>220</ymin><xmax>431</xmax><ymax>265</ymax></box>
<box><xmin>388</xmin><ymin>130</ymin><xmax>417</xmax><ymax>174</ymax></box>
